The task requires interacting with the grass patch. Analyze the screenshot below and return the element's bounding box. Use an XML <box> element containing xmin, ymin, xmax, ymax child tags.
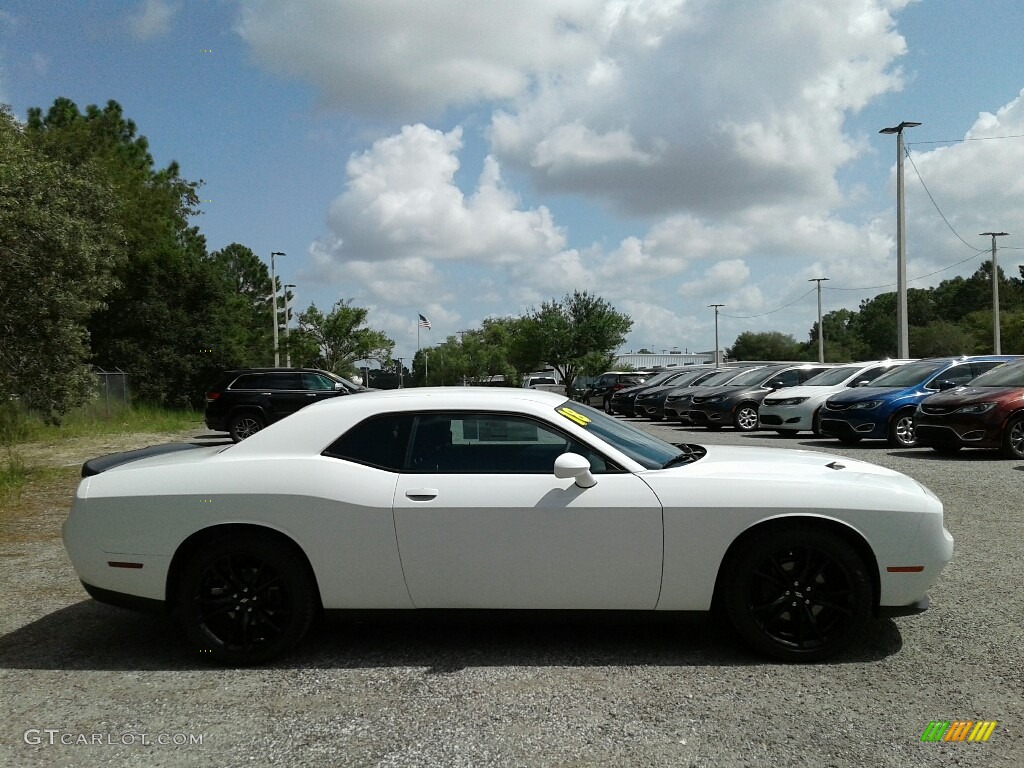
<box><xmin>0</xmin><ymin>449</ymin><xmax>29</xmax><ymax>504</ymax></box>
<box><xmin>1</xmin><ymin>400</ymin><xmax>201</xmax><ymax>446</ymax></box>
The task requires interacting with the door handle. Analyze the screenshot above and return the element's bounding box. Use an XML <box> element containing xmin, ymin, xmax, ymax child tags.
<box><xmin>405</xmin><ymin>488</ymin><xmax>438</xmax><ymax>501</ymax></box>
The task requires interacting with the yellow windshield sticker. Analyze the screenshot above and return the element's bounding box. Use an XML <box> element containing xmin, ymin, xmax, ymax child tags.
<box><xmin>557</xmin><ymin>406</ymin><xmax>591</xmax><ymax>426</ymax></box>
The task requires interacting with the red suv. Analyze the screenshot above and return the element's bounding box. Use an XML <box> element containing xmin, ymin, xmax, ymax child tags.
<box><xmin>914</xmin><ymin>359</ymin><xmax>1024</xmax><ymax>458</ymax></box>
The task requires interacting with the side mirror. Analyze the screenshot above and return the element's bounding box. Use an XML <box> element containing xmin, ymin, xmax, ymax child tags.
<box><xmin>768</xmin><ymin>379</ymin><xmax>785</xmax><ymax>389</ymax></box>
<box><xmin>854</xmin><ymin>380</ymin><xmax>871</xmax><ymax>387</ymax></box>
<box><xmin>334</xmin><ymin>382</ymin><xmax>347</xmax><ymax>391</ymax></box>
<box><xmin>554</xmin><ymin>453</ymin><xmax>597</xmax><ymax>488</ymax></box>
<box><xmin>936</xmin><ymin>380</ymin><xmax>958</xmax><ymax>391</ymax></box>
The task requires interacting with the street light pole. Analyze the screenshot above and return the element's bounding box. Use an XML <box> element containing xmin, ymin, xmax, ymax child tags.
<box><xmin>270</xmin><ymin>251</ymin><xmax>286</xmax><ymax>367</ymax></box>
<box><xmin>980</xmin><ymin>232</ymin><xmax>1009</xmax><ymax>354</ymax></box>
<box><xmin>808</xmin><ymin>277</ymin><xmax>829</xmax><ymax>363</ymax></box>
<box><xmin>708</xmin><ymin>304</ymin><xmax>724</xmax><ymax>367</ymax></box>
<box><xmin>880</xmin><ymin>121</ymin><xmax>921</xmax><ymax>358</ymax></box>
<box><xmin>283</xmin><ymin>284</ymin><xmax>296</xmax><ymax>367</ymax></box>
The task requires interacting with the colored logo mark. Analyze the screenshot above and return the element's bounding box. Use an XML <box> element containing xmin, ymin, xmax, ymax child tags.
<box><xmin>556</xmin><ymin>406</ymin><xmax>591</xmax><ymax>426</ymax></box>
<box><xmin>920</xmin><ymin>721</ymin><xmax>997</xmax><ymax>742</ymax></box>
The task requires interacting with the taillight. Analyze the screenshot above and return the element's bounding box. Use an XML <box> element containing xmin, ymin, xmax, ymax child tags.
<box><xmin>205</xmin><ymin>391</ymin><xmax>220</xmax><ymax>402</ymax></box>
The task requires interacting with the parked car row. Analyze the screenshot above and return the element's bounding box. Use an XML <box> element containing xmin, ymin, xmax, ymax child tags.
<box><xmin>612</xmin><ymin>355</ymin><xmax>1024</xmax><ymax>459</ymax></box>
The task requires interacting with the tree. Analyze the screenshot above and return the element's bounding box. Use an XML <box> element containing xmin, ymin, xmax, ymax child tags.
<box><xmin>514</xmin><ymin>291</ymin><xmax>632</xmax><ymax>398</ymax></box>
<box><xmin>206</xmin><ymin>243</ymin><xmax>294</xmax><ymax>367</ymax></box>
<box><xmin>0</xmin><ymin>105</ymin><xmax>124</xmax><ymax>421</ymax></box>
<box><xmin>727</xmin><ymin>331</ymin><xmax>807</xmax><ymax>361</ymax></box>
<box><xmin>290</xmin><ymin>300</ymin><xmax>394</xmax><ymax>375</ymax></box>
<box><xmin>24</xmin><ymin>98</ymin><xmax>231</xmax><ymax>407</ymax></box>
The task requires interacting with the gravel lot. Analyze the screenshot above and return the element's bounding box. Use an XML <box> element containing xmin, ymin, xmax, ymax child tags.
<box><xmin>1</xmin><ymin>420</ymin><xmax>1021</xmax><ymax>767</ymax></box>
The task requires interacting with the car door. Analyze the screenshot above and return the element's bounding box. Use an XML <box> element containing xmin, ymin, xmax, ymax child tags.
<box><xmin>392</xmin><ymin>412</ymin><xmax>664</xmax><ymax>610</ymax></box>
<box><xmin>262</xmin><ymin>371</ymin><xmax>308</xmax><ymax>420</ymax></box>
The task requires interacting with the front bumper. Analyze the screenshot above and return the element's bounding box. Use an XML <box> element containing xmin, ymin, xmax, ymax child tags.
<box><xmin>914</xmin><ymin>417</ymin><xmax>1002</xmax><ymax>449</ymax></box>
<box><xmin>819</xmin><ymin>414</ymin><xmax>886</xmax><ymax>440</ymax></box>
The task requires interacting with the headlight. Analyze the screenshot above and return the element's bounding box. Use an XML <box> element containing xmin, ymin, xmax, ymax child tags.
<box><xmin>849</xmin><ymin>400</ymin><xmax>882</xmax><ymax>410</ymax></box>
<box><xmin>704</xmin><ymin>395</ymin><xmax>724</xmax><ymax>403</ymax></box>
<box><xmin>771</xmin><ymin>397</ymin><xmax>808</xmax><ymax>406</ymax></box>
<box><xmin>667</xmin><ymin>395</ymin><xmax>691</xmax><ymax>403</ymax></box>
<box><xmin>955</xmin><ymin>402</ymin><xmax>996</xmax><ymax>414</ymax></box>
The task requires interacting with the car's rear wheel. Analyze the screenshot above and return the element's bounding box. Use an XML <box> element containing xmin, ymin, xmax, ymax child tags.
<box><xmin>175</xmin><ymin>535</ymin><xmax>317</xmax><ymax>665</ymax></box>
<box><xmin>733</xmin><ymin>404</ymin><xmax>759</xmax><ymax>432</ymax></box>
<box><xmin>229</xmin><ymin>412</ymin><xmax>265</xmax><ymax>442</ymax></box>
<box><xmin>887</xmin><ymin>409</ymin><xmax>917</xmax><ymax>448</ymax></box>
<box><xmin>724</xmin><ymin>528</ymin><xmax>871</xmax><ymax>661</ymax></box>
<box><xmin>1001</xmin><ymin>414</ymin><xmax>1024</xmax><ymax>459</ymax></box>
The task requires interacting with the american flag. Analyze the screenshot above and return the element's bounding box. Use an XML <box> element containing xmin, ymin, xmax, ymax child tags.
<box><xmin>418</xmin><ymin>313</ymin><xmax>432</xmax><ymax>329</ymax></box>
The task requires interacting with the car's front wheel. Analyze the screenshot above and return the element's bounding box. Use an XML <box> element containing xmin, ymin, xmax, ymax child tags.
<box><xmin>887</xmin><ymin>409</ymin><xmax>917</xmax><ymax>448</ymax></box>
<box><xmin>733</xmin><ymin>404</ymin><xmax>759</xmax><ymax>432</ymax></box>
<box><xmin>1002</xmin><ymin>414</ymin><xmax>1024</xmax><ymax>459</ymax></box>
<box><xmin>229</xmin><ymin>412</ymin><xmax>265</xmax><ymax>442</ymax></box>
<box><xmin>175</xmin><ymin>535</ymin><xmax>318</xmax><ymax>665</ymax></box>
<box><xmin>724</xmin><ymin>528</ymin><xmax>871</xmax><ymax>661</ymax></box>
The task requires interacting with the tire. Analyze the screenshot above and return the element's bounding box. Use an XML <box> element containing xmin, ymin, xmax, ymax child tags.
<box><xmin>603</xmin><ymin>397</ymin><xmax>613</xmax><ymax>414</ymax></box>
<box><xmin>733</xmin><ymin>404</ymin><xmax>759</xmax><ymax>432</ymax></box>
<box><xmin>1001</xmin><ymin>414</ymin><xmax>1024</xmax><ymax>459</ymax></box>
<box><xmin>724</xmin><ymin>527</ymin><xmax>872</xmax><ymax>662</ymax></box>
<box><xmin>811</xmin><ymin>408</ymin><xmax>823</xmax><ymax>437</ymax></box>
<box><xmin>175</xmin><ymin>535</ymin><xmax>317</xmax><ymax>665</ymax></box>
<box><xmin>229</xmin><ymin>411</ymin><xmax>265</xmax><ymax>442</ymax></box>
<box><xmin>887</xmin><ymin>409</ymin><xmax>917</xmax><ymax>448</ymax></box>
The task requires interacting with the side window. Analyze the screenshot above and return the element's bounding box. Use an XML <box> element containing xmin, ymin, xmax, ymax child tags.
<box><xmin>230</xmin><ymin>373</ymin><xmax>268</xmax><ymax>390</ymax></box>
<box><xmin>407</xmin><ymin>413</ymin><xmax>610</xmax><ymax>474</ymax></box>
<box><xmin>931</xmin><ymin>365</ymin><xmax>973</xmax><ymax>389</ymax></box>
<box><xmin>852</xmin><ymin>366</ymin><xmax>887</xmax><ymax>386</ymax></box>
<box><xmin>769</xmin><ymin>370</ymin><xmax>801</xmax><ymax>388</ymax></box>
<box><xmin>266</xmin><ymin>372</ymin><xmax>303</xmax><ymax>390</ymax></box>
<box><xmin>322</xmin><ymin>414</ymin><xmax>412</xmax><ymax>471</ymax></box>
<box><xmin>302</xmin><ymin>373</ymin><xmax>336</xmax><ymax>391</ymax></box>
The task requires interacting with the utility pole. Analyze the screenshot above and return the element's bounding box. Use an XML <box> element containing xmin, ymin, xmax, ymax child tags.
<box><xmin>808</xmin><ymin>277</ymin><xmax>829</xmax><ymax>363</ymax></box>
<box><xmin>980</xmin><ymin>231</ymin><xmax>1009</xmax><ymax>354</ymax></box>
<box><xmin>708</xmin><ymin>304</ymin><xmax>724</xmax><ymax>367</ymax></box>
<box><xmin>269</xmin><ymin>251</ymin><xmax>286</xmax><ymax>367</ymax></box>
<box><xmin>880</xmin><ymin>121</ymin><xmax>920</xmax><ymax>358</ymax></box>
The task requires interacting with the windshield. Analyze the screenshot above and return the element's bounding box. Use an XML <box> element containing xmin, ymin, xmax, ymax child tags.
<box><xmin>968</xmin><ymin>361</ymin><xmax>1024</xmax><ymax>387</ymax></box>
<box><xmin>725</xmin><ymin>366</ymin><xmax>780</xmax><ymax>387</ymax></box>
<box><xmin>869</xmin><ymin>361</ymin><xmax>945</xmax><ymax>387</ymax></box>
<box><xmin>553</xmin><ymin>401</ymin><xmax>684</xmax><ymax>470</ymax></box>
<box><xmin>803</xmin><ymin>365</ymin><xmax>865</xmax><ymax>386</ymax></box>
<box><xmin>640</xmin><ymin>371</ymin><xmax>677</xmax><ymax>387</ymax></box>
<box><xmin>668</xmin><ymin>369</ymin><xmax>715</xmax><ymax>387</ymax></box>
<box><xmin>694</xmin><ymin>368</ymin><xmax>752</xmax><ymax>387</ymax></box>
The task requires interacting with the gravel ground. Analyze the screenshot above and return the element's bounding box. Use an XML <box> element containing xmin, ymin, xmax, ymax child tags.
<box><xmin>1</xmin><ymin>420</ymin><xmax>1021</xmax><ymax>767</ymax></box>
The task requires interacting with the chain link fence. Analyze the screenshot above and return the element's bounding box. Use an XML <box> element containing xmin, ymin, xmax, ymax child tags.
<box><xmin>92</xmin><ymin>367</ymin><xmax>130</xmax><ymax>409</ymax></box>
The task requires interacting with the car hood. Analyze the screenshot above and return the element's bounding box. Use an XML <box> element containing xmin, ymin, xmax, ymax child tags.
<box><xmin>826</xmin><ymin>385</ymin><xmax>915</xmax><ymax>404</ymax></box>
<box><xmin>642</xmin><ymin>444</ymin><xmax>933</xmax><ymax>509</ymax></box>
<box><xmin>763</xmin><ymin>384</ymin><xmax>844</xmax><ymax>402</ymax></box>
<box><xmin>921</xmin><ymin>386</ymin><xmax>1024</xmax><ymax>406</ymax></box>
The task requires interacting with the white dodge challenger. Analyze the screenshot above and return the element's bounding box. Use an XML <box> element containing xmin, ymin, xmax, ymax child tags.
<box><xmin>63</xmin><ymin>387</ymin><xmax>953</xmax><ymax>665</ymax></box>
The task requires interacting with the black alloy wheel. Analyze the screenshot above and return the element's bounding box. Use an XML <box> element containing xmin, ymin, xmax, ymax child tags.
<box><xmin>887</xmin><ymin>409</ymin><xmax>918</xmax><ymax>448</ymax></box>
<box><xmin>229</xmin><ymin>412</ymin><xmax>265</xmax><ymax>442</ymax></box>
<box><xmin>176</xmin><ymin>536</ymin><xmax>317</xmax><ymax>665</ymax></box>
<box><xmin>1002</xmin><ymin>414</ymin><xmax>1024</xmax><ymax>459</ymax></box>
<box><xmin>725</xmin><ymin>528</ymin><xmax>871</xmax><ymax>661</ymax></box>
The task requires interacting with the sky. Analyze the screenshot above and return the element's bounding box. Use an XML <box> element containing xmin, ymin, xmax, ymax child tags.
<box><xmin>2</xmin><ymin>0</ymin><xmax>1023</xmax><ymax>363</ymax></box>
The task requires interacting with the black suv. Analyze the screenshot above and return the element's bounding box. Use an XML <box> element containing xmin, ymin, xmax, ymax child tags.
<box><xmin>205</xmin><ymin>368</ymin><xmax>362</xmax><ymax>441</ymax></box>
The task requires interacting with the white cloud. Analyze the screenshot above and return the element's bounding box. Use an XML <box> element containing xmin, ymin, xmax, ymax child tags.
<box><xmin>127</xmin><ymin>0</ymin><xmax>177</xmax><ymax>41</ymax></box>
<box><xmin>236</xmin><ymin>0</ymin><xmax>603</xmax><ymax>117</ymax></box>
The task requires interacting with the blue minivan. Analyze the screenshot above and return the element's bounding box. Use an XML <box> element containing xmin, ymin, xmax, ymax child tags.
<box><xmin>819</xmin><ymin>355</ymin><xmax>1020</xmax><ymax>448</ymax></box>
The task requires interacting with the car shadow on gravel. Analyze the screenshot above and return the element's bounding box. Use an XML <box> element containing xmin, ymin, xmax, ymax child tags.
<box><xmin>0</xmin><ymin>601</ymin><xmax>904</xmax><ymax>672</ymax></box>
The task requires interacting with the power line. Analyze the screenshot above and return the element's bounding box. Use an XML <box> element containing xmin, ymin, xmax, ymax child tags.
<box><xmin>720</xmin><ymin>287</ymin><xmax>817</xmax><ymax>319</ymax></box>
<box><xmin>907</xmin><ymin>133</ymin><xmax>1024</xmax><ymax>147</ymax></box>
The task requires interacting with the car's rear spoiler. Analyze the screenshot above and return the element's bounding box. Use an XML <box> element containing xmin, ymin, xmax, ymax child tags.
<box><xmin>81</xmin><ymin>443</ymin><xmax>206</xmax><ymax>478</ymax></box>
